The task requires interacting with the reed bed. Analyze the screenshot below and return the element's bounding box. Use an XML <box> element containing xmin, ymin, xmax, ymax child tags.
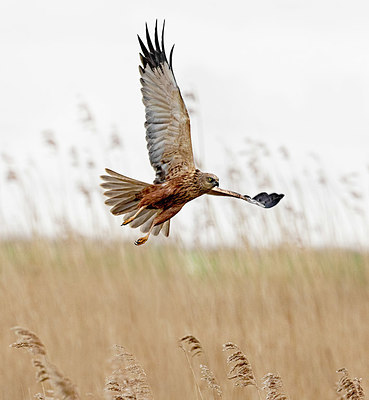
<box><xmin>2</xmin><ymin>239</ymin><xmax>369</xmax><ymax>399</ymax></box>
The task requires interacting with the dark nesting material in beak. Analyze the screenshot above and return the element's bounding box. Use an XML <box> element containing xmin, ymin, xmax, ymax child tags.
<box><xmin>252</xmin><ymin>192</ymin><xmax>284</xmax><ymax>208</ymax></box>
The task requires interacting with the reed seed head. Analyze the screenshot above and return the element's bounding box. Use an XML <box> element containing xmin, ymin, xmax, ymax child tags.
<box><xmin>104</xmin><ymin>344</ymin><xmax>153</xmax><ymax>400</ymax></box>
<box><xmin>222</xmin><ymin>342</ymin><xmax>257</xmax><ymax>388</ymax></box>
<box><xmin>262</xmin><ymin>373</ymin><xmax>288</xmax><ymax>400</ymax></box>
<box><xmin>200</xmin><ymin>364</ymin><xmax>222</xmax><ymax>397</ymax></box>
<box><xmin>336</xmin><ymin>368</ymin><xmax>365</xmax><ymax>400</ymax></box>
<box><xmin>179</xmin><ymin>335</ymin><xmax>204</xmax><ymax>358</ymax></box>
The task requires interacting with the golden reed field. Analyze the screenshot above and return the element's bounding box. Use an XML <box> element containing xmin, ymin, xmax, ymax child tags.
<box><xmin>1</xmin><ymin>238</ymin><xmax>368</xmax><ymax>399</ymax></box>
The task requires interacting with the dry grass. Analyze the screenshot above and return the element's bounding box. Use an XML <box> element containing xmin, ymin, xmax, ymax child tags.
<box><xmin>104</xmin><ymin>344</ymin><xmax>153</xmax><ymax>400</ymax></box>
<box><xmin>262</xmin><ymin>374</ymin><xmax>288</xmax><ymax>400</ymax></box>
<box><xmin>223</xmin><ymin>342</ymin><xmax>258</xmax><ymax>390</ymax></box>
<box><xmin>336</xmin><ymin>368</ymin><xmax>365</xmax><ymax>400</ymax></box>
<box><xmin>10</xmin><ymin>327</ymin><xmax>80</xmax><ymax>400</ymax></box>
<box><xmin>1</xmin><ymin>239</ymin><xmax>369</xmax><ymax>399</ymax></box>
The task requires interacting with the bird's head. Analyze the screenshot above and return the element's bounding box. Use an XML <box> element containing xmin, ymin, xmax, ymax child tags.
<box><xmin>200</xmin><ymin>172</ymin><xmax>219</xmax><ymax>190</ymax></box>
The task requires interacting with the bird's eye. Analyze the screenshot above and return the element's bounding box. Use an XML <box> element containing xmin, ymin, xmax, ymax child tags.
<box><xmin>207</xmin><ymin>177</ymin><xmax>213</xmax><ymax>182</ymax></box>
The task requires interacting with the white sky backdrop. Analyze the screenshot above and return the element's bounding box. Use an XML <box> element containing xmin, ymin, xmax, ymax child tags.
<box><xmin>0</xmin><ymin>0</ymin><xmax>368</xmax><ymax>247</ymax></box>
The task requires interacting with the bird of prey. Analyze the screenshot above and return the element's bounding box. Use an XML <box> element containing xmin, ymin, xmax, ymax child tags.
<box><xmin>101</xmin><ymin>21</ymin><xmax>284</xmax><ymax>245</ymax></box>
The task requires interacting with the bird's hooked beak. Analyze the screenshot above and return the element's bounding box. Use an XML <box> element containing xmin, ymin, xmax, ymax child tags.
<box><xmin>214</xmin><ymin>181</ymin><xmax>219</xmax><ymax>187</ymax></box>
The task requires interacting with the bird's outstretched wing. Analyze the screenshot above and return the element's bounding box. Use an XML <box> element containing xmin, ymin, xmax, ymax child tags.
<box><xmin>138</xmin><ymin>21</ymin><xmax>195</xmax><ymax>184</ymax></box>
<box><xmin>209</xmin><ymin>187</ymin><xmax>284</xmax><ymax>208</ymax></box>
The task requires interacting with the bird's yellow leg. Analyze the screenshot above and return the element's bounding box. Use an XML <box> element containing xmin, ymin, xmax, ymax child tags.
<box><xmin>134</xmin><ymin>220</ymin><xmax>155</xmax><ymax>246</ymax></box>
<box><xmin>122</xmin><ymin>206</ymin><xmax>146</xmax><ymax>226</ymax></box>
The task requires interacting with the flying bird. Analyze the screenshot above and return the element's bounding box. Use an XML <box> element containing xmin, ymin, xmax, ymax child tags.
<box><xmin>101</xmin><ymin>21</ymin><xmax>284</xmax><ymax>245</ymax></box>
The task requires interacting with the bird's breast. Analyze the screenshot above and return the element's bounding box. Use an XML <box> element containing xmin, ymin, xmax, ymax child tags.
<box><xmin>139</xmin><ymin>174</ymin><xmax>203</xmax><ymax>209</ymax></box>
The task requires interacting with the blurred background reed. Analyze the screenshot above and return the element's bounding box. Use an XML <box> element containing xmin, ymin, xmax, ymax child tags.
<box><xmin>1</xmin><ymin>98</ymin><xmax>368</xmax><ymax>248</ymax></box>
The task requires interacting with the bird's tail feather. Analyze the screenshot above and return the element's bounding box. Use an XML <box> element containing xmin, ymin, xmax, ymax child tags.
<box><xmin>100</xmin><ymin>168</ymin><xmax>170</xmax><ymax>237</ymax></box>
<box><xmin>100</xmin><ymin>168</ymin><xmax>148</xmax><ymax>215</ymax></box>
<box><xmin>123</xmin><ymin>208</ymin><xmax>170</xmax><ymax>236</ymax></box>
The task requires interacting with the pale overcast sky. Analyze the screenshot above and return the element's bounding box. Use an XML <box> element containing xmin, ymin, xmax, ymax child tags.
<box><xmin>1</xmin><ymin>0</ymin><xmax>368</xmax><ymax>161</ymax></box>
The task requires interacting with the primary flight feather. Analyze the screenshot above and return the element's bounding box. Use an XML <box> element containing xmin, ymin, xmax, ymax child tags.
<box><xmin>101</xmin><ymin>21</ymin><xmax>284</xmax><ymax>245</ymax></box>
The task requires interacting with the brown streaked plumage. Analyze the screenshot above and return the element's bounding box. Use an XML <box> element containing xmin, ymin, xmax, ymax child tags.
<box><xmin>101</xmin><ymin>21</ymin><xmax>284</xmax><ymax>245</ymax></box>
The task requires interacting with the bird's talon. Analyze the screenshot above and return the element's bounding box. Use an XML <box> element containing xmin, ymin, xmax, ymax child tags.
<box><xmin>134</xmin><ymin>236</ymin><xmax>148</xmax><ymax>246</ymax></box>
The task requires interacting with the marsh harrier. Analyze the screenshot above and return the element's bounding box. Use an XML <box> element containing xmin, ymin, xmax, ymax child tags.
<box><xmin>101</xmin><ymin>22</ymin><xmax>284</xmax><ymax>245</ymax></box>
